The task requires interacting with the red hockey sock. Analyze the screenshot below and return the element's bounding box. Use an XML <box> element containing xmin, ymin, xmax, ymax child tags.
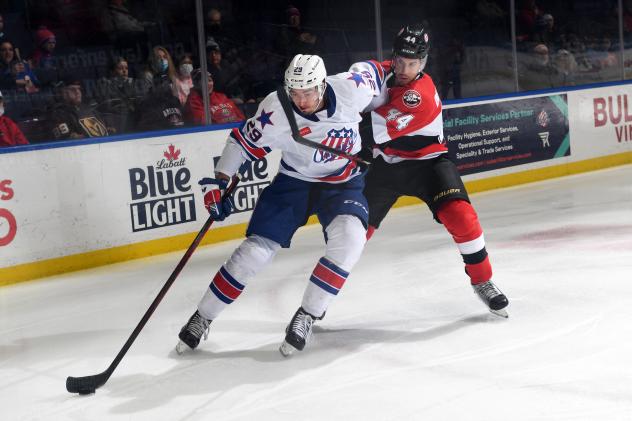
<box><xmin>436</xmin><ymin>200</ymin><xmax>482</xmax><ymax>243</ymax></box>
<box><xmin>366</xmin><ymin>225</ymin><xmax>376</xmax><ymax>240</ymax></box>
<box><xmin>466</xmin><ymin>256</ymin><xmax>492</xmax><ymax>285</ymax></box>
<box><xmin>436</xmin><ymin>200</ymin><xmax>492</xmax><ymax>284</ymax></box>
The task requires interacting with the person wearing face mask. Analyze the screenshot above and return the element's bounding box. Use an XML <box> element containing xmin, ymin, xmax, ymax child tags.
<box><xmin>141</xmin><ymin>46</ymin><xmax>177</xmax><ymax>93</ymax></box>
<box><xmin>135</xmin><ymin>47</ymin><xmax>184</xmax><ymax>132</ymax></box>
<box><xmin>173</xmin><ymin>53</ymin><xmax>194</xmax><ymax>105</ymax></box>
<box><xmin>183</xmin><ymin>68</ymin><xmax>244</xmax><ymax>125</ymax></box>
<box><xmin>0</xmin><ymin>90</ymin><xmax>29</xmax><ymax>147</ymax></box>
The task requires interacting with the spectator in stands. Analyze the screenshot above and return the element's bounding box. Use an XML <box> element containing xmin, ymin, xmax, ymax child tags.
<box><xmin>586</xmin><ymin>37</ymin><xmax>618</xmax><ymax>71</ymax></box>
<box><xmin>135</xmin><ymin>48</ymin><xmax>184</xmax><ymax>132</ymax></box>
<box><xmin>30</xmin><ymin>26</ymin><xmax>57</xmax><ymax>70</ymax></box>
<box><xmin>553</xmin><ymin>49</ymin><xmax>577</xmax><ymax>86</ymax></box>
<box><xmin>518</xmin><ymin>43</ymin><xmax>558</xmax><ymax>90</ymax></box>
<box><xmin>135</xmin><ymin>91</ymin><xmax>184</xmax><ymax>132</ymax></box>
<box><xmin>29</xmin><ymin>26</ymin><xmax>58</xmax><ymax>87</ymax></box>
<box><xmin>95</xmin><ymin>56</ymin><xmax>142</xmax><ymax>132</ymax></box>
<box><xmin>560</xmin><ymin>32</ymin><xmax>591</xmax><ymax>72</ymax></box>
<box><xmin>206</xmin><ymin>38</ymin><xmax>242</xmax><ymax>100</ymax></box>
<box><xmin>184</xmin><ymin>69</ymin><xmax>244</xmax><ymax>125</ymax></box>
<box><xmin>205</xmin><ymin>9</ymin><xmax>228</xmax><ymax>49</ymax></box>
<box><xmin>204</xmin><ymin>8</ymin><xmax>241</xmax><ymax>63</ymax></box>
<box><xmin>48</xmin><ymin>76</ymin><xmax>111</xmax><ymax>140</ymax></box>
<box><xmin>1</xmin><ymin>40</ymin><xmax>39</xmax><ymax>93</ymax></box>
<box><xmin>5</xmin><ymin>59</ymin><xmax>39</xmax><ymax>94</ymax></box>
<box><xmin>173</xmin><ymin>53</ymin><xmax>194</xmax><ymax>105</ymax></box>
<box><xmin>102</xmin><ymin>0</ymin><xmax>155</xmax><ymax>52</ymax></box>
<box><xmin>142</xmin><ymin>45</ymin><xmax>177</xmax><ymax>92</ymax></box>
<box><xmin>533</xmin><ymin>13</ymin><xmax>559</xmax><ymax>49</ymax></box>
<box><xmin>0</xmin><ymin>40</ymin><xmax>15</xmax><ymax>73</ymax></box>
<box><xmin>0</xmin><ymin>90</ymin><xmax>29</xmax><ymax>147</ymax></box>
<box><xmin>516</xmin><ymin>0</ymin><xmax>541</xmax><ymax>43</ymax></box>
<box><xmin>277</xmin><ymin>5</ymin><xmax>318</xmax><ymax>62</ymax></box>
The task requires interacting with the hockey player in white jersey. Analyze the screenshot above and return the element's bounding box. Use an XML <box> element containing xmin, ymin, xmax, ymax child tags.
<box><xmin>176</xmin><ymin>54</ymin><xmax>380</xmax><ymax>356</ymax></box>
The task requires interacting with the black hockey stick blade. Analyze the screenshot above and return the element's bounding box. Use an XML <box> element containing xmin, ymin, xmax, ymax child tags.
<box><xmin>275</xmin><ymin>87</ymin><xmax>370</xmax><ymax>168</ymax></box>
<box><xmin>65</xmin><ymin>176</ymin><xmax>241</xmax><ymax>395</ymax></box>
<box><xmin>66</xmin><ymin>370</ymin><xmax>110</xmax><ymax>395</ymax></box>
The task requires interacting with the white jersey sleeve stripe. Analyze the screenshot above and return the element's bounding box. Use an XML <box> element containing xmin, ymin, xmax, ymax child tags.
<box><xmin>364</xmin><ymin>60</ymin><xmax>384</xmax><ymax>90</ymax></box>
<box><xmin>230</xmin><ymin>128</ymin><xmax>270</xmax><ymax>161</ymax></box>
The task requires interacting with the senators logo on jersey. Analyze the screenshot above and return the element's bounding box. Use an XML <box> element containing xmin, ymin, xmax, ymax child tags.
<box><xmin>402</xmin><ymin>90</ymin><xmax>422</xmax><ymax>108</ymax></box>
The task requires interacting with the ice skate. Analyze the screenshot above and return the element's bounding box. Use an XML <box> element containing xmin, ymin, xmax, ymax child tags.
<box><xmin>175</xmin><ymin>310</ymin><xmax>212</xmax><ymax>354</ymax></box>
<box><xmin>472</xmin><ymin>280</ymin><xmax>509</xmax><ymax>318</ymax></box>
<box><xmin>279</xmin><ymin>307</ymin><xmax>316</xmax><ymax>357</ymax></box>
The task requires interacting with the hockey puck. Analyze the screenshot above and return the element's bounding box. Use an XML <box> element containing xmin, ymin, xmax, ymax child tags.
<box><xmin>77</xmin><ymin>388</ymin><xmax>95</xmax><ymax>395</ymax></box>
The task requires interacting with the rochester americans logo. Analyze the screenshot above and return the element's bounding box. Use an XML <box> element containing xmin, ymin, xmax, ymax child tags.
<box><xmin>313</xmin><ymin>128</ymin><xmax>356</xmax><ymax>163</ymax></box>
<box><xmin>128</xmin><ymin>144</ymin><xmax>195</xmax><ymax>232</ymax></box>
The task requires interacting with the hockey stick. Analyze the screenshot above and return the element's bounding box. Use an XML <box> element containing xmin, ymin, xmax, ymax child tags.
<box><xmin>66</xmin><ymin>175</ymin><xmax>241</xmax><ymax>395</ymax></box>
<box><xmin>275</xmin><ymin>87</ymin><xmax>370</xmax><ymax>168</ymax></box>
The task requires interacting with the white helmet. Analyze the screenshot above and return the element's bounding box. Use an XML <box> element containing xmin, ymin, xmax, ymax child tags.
<box><xmin>284</xmin><ymin>54</ymin><xmax>327</xmax><ymax>100</ymax></box>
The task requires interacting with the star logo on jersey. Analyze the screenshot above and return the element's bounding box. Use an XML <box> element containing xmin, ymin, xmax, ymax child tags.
<box><xmin>313</xmin><ymin>127</ymin><xmax>356</xmax><ymax>163</ymax></box>
<box><xmin>347</xmin><ymin>72</ymin><xmax>365</xmax><ymax>87</ymax></box>
<box><xmin>256</xmin><ymin>109</ymin><xmax>274</xmax><ymax>129</ymax></box>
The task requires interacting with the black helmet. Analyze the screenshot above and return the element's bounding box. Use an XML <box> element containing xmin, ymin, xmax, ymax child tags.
<box><xmin>393</xmin><ymin>24</ymin><xmax>429</xmax><ymax>59</ymax></box>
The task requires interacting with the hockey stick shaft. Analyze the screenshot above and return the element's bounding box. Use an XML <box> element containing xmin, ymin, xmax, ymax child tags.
<box><xmin>276</xmin><ymin>87</ymin><xmax>370</xmax><ymax>168</ymax></box>
<box><xmin>66</xmin><ymin>176</ymin><xmax>241</xmax><ymax>394</ymax></box>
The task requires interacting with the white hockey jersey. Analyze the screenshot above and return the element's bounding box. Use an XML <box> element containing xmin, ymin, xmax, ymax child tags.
<box><xmin>216</xmin><ymin>70</ymin><xmax>380</xmax><ymax>183</ymax></box>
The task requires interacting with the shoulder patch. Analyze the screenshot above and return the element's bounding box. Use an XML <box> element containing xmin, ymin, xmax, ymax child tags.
<box><xmin>402</xmin><ymin>90</ymin><xmax>422</xmax><ymax>108</ymax></box>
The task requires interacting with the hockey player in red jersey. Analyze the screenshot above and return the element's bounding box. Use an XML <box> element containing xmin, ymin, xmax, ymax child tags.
<box><xmin>353</xmin><ymin>24</ymin><xmax>509</xmax><ymax>317</ymax></box>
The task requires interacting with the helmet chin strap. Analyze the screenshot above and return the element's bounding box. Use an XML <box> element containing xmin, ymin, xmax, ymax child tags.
<box><xmin>314</xmin><ymin>81</ymin><xmax>327</xmax><ymax>112</ymax></box>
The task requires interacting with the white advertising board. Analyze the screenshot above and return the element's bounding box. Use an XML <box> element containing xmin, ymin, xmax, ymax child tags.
<box><xmin>2</xmin><ymin>82</ymin><xmax>632</xmax><ymax>278</ymax></box>
<box><xmin>1</xmin><ymin>129</ymin><xmax>280</xmax><ymax>268</ymax></box>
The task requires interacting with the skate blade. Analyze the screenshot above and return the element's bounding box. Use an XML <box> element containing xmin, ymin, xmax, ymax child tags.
<box><xmin>279</xmin><ymin>341</ymin><xmax>296</xmax><ymax>357</ymax></box>
<box><xmin>490</xmin><ymin>308</ymin><xmax>509</xmax><ymax>318</ymax></box>
<box><xmin>175</xmin><ymin>340</ymin><xmax>192</xmax><ymax>355</ymax></box>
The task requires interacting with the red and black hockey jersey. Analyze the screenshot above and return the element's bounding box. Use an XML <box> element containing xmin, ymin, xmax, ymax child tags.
<box><xmin>351</xmin><ymin>60</ymin><xmax>446</xmax><ymax>163</ymax></box>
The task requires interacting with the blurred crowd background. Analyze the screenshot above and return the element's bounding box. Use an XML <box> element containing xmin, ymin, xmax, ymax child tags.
<box><xmin>0</xmin><ymin>0</ymin><xmax>628</xmax><ymax>147</ymax></box>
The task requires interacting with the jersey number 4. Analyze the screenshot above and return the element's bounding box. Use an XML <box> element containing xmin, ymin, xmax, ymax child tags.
<box><xmin>385</xmin><ymin>108</ymin><xmax>414</xmax><ymax>131</ymax></box>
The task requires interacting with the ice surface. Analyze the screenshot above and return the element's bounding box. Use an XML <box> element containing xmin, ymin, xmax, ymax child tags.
<box><xmin>2</xmin><ymin>165</ymin><xmax>631</xmax><ymax>420</ymax></box>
